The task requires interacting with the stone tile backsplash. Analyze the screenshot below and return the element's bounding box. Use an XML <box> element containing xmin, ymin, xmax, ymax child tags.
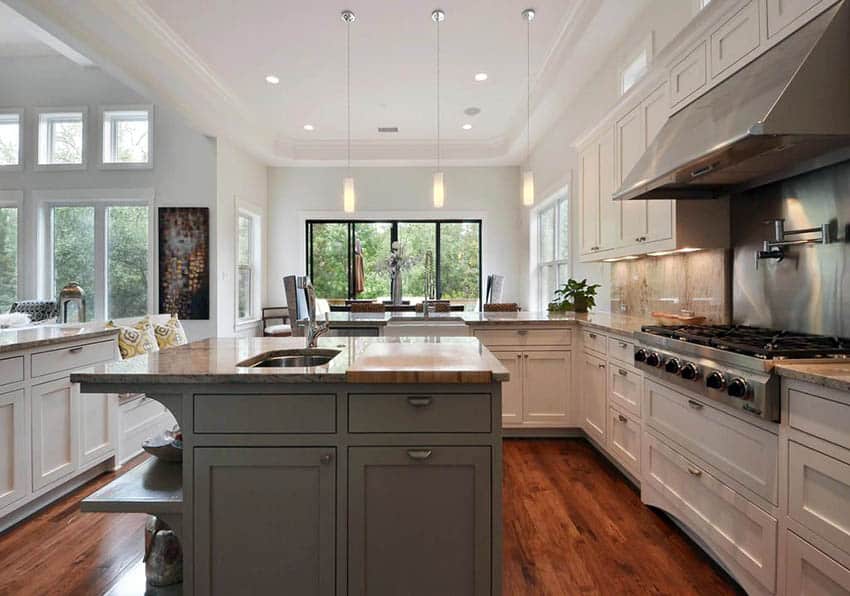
<box><xmin>609</xmin><ymin>249</ymin><xmax>730</xmax><ymax>324</ymax></box>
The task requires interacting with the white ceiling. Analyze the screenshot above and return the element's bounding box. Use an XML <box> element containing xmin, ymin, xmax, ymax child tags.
<box><xmin>0</xmin><ymin>0</ymin><xmax>653</xmax><ymax>165</ymax></box>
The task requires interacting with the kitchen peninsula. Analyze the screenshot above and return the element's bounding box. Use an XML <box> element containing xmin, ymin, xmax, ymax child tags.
<box><xmin>71</xmin><ymin>335</ymin><xmax>507</xmax><ymax>596</ymax></box>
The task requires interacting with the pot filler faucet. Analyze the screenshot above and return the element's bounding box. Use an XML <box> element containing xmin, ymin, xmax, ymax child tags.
<box><xmin>755</xmin><ymin>218</ymin><xmax>831</xmax><ymax>268</ymax></box>
<box><xmin>297</xmin><ymin>276</ymin><xmax>329</xmax><ymax>348</ymax></box>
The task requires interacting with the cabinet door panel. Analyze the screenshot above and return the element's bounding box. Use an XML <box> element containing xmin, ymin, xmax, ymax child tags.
<box><xmin>194</xmin><ymin>447</ymin><xmax>336</xmax><ymax>596</ymax></box>
<box><xmin>579</xmin><ymin>141</ymin><xmax>600</xmax><ymax>254</ymax></box>
<box><xmin>786</xmin><ymin>530</ymin><xmax>850</xmax><ymax>596</ymax></box>
<box><xmin>32</xmin><ymin>378</ymin><xmax>78</xmax><ymax>491</ymax></box>
<box><xmin>616</xmin><ymin>104</ymin><xmax>647</xmax><ymax>243</ymax></box>
<box><xmin>581</xmin><ymin>353</ymin><xmax>607</xmax><ymax>443</ymax></box>
<box><xmin>80</xmin><ymin>391</ymin><xmax>115</xmax><ymax>466</ymax></box>
<box><xmin>767</xmin><ymin>0</ymin><xmax>823</xmax><ymax>38</ymax></box>
<box><xmin>492</xmin><ymin>351</ymin><xmax>523</xmax><ymax>425</ymax></box>
<box><xmin>608</xmin><ymin>407</ymin><xmax>640</xmax><ymax>478</ymax></box>
<box><xmin>643</xmin><ymin>84</ymin><xmax>674</xmax><ymax>242</ymax></box>
<box><xmin>0</xmin><ymin>389</ymin><xmax>27</xmax><ymax>510</ymax></box>
<box><xmin>598</xmin><ymin>127</ymin><xmax>621</xmax><ymax>251</ymax></box>
<box><xmin>348</xmin><ymin>446</ymin><xmax>491</xmax><ymax>596</ymax></box>
<box><xmin>523</xmin><ymin>350</ymin><xmax>571</xmax><ymax>425</ymax></box>
<box><xmin>609</xmin><ymin>364</ymin><xmax>642</xmax><ymax>418</ymax></box>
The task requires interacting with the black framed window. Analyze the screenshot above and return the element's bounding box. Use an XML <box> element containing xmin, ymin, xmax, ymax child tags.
<box><xmin>306</xmin><ymin>219</ymin><xmax>482</xmax><ymax>309</ymax></box>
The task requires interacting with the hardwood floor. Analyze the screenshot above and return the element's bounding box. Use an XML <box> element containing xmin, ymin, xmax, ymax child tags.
<box><xmin>0</xmin><ymin>439</ymin><xmax>742</xmax><ymax>595</ymax></box>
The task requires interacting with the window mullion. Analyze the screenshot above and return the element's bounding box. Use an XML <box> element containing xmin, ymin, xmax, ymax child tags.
<box><xmin>95</xmin><ymin>205</ymin><xmax>108</xmax><ymax>321</ymax></box>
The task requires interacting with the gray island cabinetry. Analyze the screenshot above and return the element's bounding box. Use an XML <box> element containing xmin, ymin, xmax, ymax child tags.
<box><xmin>73</xmin><ymin>336</ymin><xmax>506</xmax><ymax>596</ymax></box>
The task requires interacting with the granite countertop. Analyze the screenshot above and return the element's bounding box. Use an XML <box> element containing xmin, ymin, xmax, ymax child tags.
<box><xmin>70</xmin><ymin>336</ymin><xmax>510</xmax><ymax>386</ymax></box>
<box><xmin>325</xmin><ymin>310</ymin><xmax>651</xmax><ymax>336</ymax></box>
<box><xmin>0</xmin><ymin>323</ymin><xmax>118</xmax><ymax>354</ymax></box>
<box><xmin>774</xmin><ymin>362</ymin><xmax>850</xmax><ymax>393</ymax></box>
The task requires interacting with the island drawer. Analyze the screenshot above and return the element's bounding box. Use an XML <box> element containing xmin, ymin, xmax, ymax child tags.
<box><xmin>348</xmin><ymin>393</ymin><xmax>491</xmax><ymax>433</ymax></box>
<box><xmin>194</xmin><ymin>393</ymin><xmax>336</xmax><ymax>434</ymax></box>
<box><xmin>31</xmin><ymin>340</ymin><xmax>116</xmax><ymax>379</ymax></box>
<box><xmin>582</xmin><ymin>330</ymin><xmax>607</xmax><ymax>355</ymax></box>
<box><xmin>474</xmin><ymin>327</ymin><xmax>571</xmax><ymax>348</ymax></box>
<box><xmin>0</xmin><ymin>356</ymin><xmax>24</xmax><ymax>386</ymax></box>
<box><xmin>607</xmin><ymin>337</ymin><xmax>634</xmax><ymax>365</ymax></box>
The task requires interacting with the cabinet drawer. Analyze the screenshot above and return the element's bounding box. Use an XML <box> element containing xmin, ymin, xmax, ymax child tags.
<box><xmin>788</xmin><ymin>441</ymin><xmax>850</xmax><ymax>556</ymax></box>
<box><xmin>645</xmin><ymin>379</ymin><xmax>778</xmax><ymax>504</ymax></box>
<box><xmin>643</xmin><ymin>433</ymin><xmax>777</xmax><ymax>593</ymax></box>
<box><xmin>194</xmin><ymin>394</ymin><xmax>336</xmax><ymax>434</ymax></box>
<box><xmin>0</xmin><ymin>356</ymin><xmax>24</xmax><ymax>386</ymax></box>
<box><xmin>670</xmin><ymin>42</ymin><xmax>707</xmax><ymax>107</ymax></box>
<box><xmin>474</xmin><ymin>327</ymin><xmax>571</xmax><ymax>347</ymax></box>
<box><xmin>788</xmin><ymin>386</ymin><xmax>850</xmax><ymax>450</ymax></box>
<box><xmin>608</xmin><ymin>407</ymin><xmax>640</xmax><ymax>478</ymax></box>
<box><xmin>582</xmin><ymin>329</ymin><xmax>607</xmax><ymax>355</ymax></box>
<box><xmin>607</xmin><ymin>337</ymin><xmax>634</xmax><ymax>365</ymax></box>
<box><xmin>349</xmin><ymin>393</ymin><xmax>491</xmax><ymax>433</ymax></box>
<box><xmin>710</xmin><ymin>0</ymin><xmax>760</xmax><ymax>79</ymax></box>
<box><xmin>609</xmin><ymin>363</ymin><xmax>642</xmax><ymax>418</ymax></box>
<box><xmin>786</xmin><ymin>531</ymin><xmax>850</xmax><ymax>596</ymax></box>
<box><xmin>31</xmin><ymin>340</ymin><xmax>115</xmax><ymax>379</ymax></box>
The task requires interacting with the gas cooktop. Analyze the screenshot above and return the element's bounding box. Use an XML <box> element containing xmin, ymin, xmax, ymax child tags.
<box><xmin>641</xmin><ymin>324</ymin><xmax>850</xmax><ymax>360</ymax></box>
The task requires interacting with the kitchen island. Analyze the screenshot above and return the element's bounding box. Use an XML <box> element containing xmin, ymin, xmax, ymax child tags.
<box><xmin>72</xmin><ymin>335</ymin><xmax>508</xmax><ymax>596</ymax></box>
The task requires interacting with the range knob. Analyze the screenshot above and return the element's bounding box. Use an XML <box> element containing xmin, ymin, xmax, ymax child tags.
<box><xmin>634</xmin><ymin>349</ymin><xmax>648</xmax><ymax>364</ymax></box>
<box><xmin>706</xmin><ymin>371</ymin><xmax>726</xmax><ymax>390</ymax></box>
<box><xmin>645</xmin><ymin>352</ymin><xmax>662</xmax><ymax>367</ymax></box>
<box><xmin>680</xmin><ymin>362</ymin><xmax>700</xmax><ymax>381</ymax></box>
<box><xmin>664</xmin><ymin>358</ymin><xmax>682</xmax><ymax>374</ymax></box>
<box><xmin>727</xmin><ymin>378</ymin><xmax>750</xmax><ymax>399</ymax></box>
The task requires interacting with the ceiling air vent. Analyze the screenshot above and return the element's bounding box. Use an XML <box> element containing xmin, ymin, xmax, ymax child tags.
<box><xmin>377</xmin><ymin>127</ymin><xmax>399</xmax><ymax>133</ymax></box>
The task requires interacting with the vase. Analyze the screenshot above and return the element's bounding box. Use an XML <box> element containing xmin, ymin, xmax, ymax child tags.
<box><xmin>572</xmin><ymin>297</ymin><xmax>590</xmax><ymax>313</ymax></box>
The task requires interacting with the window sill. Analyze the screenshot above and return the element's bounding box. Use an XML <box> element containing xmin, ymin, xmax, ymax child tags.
<box><xmin>98</xmin><ymin>161</ymin><xmax>154</xmax><ymax>171</ymax></box>
<box><xmin>236</xmin><ymin>318</ymin><xmax>260</xmax><ymax>330</ymax></box>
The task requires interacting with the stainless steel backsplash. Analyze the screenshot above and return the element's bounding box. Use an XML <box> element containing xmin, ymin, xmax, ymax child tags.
<box><xmin>732</xmin><ymin>160</ymin><xmax>850</xmax><ymax>335</ymax></box>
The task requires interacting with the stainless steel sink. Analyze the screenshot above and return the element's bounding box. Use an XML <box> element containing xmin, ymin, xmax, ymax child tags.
<box><xmin>237</xmin><ymin>349</ymin><xmax>341</xmax><ymax>368</ymax></box>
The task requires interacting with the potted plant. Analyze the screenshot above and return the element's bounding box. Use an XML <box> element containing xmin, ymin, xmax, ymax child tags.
<box><xmin>548</xmin><ymin>278</ymin><xmax>601</xmax><ymax>313</ymax></box>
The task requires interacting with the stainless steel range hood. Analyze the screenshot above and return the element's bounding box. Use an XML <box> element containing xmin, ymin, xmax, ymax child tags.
<box><xmin>614</xmin><ymin>0</ymin><xmax>850</xmax><ymax>202</ymax></box>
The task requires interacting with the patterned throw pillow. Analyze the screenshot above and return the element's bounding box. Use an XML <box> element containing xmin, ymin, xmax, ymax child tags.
<box><xmin>107</xmin><ymin>319</ymin><xmax>160</xmax><ymax>360</ymax></box>
<box><xmin>150</xmin><ymin>315</ymin><xmax>188</xmax><ymax>349</ymax></box>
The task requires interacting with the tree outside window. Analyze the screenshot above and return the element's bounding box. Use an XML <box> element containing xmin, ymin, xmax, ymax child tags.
<box><xmin>38</xmin><ymin>112</ymin><xmax>85</xmax><ymax>166</ymax></box>
<box><xmin>0</xmin><ymin>207</ymin><xmax>17</xmax><ymax>312</ymax></box>
<box><xmin>238</xmin><ymin>212</ymin><xmax>259</xmax><ymax>321</ymax></box>
<box><xmin>0</xmin><ymin>113</ymin><xmax>21</xmax><ymax>167</ymax></box>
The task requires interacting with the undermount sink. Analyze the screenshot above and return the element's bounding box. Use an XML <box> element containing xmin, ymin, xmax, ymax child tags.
<box><xmin>238</xmin><ymin>349</ymin><xmax>341</xmax><ymax>368</ymax></box>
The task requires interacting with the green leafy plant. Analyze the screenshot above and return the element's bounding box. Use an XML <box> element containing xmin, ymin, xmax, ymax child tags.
<box><xmin>548</xmin><ymin>278</ymin><xmax>601</xmax><ymax>313</ymax></box>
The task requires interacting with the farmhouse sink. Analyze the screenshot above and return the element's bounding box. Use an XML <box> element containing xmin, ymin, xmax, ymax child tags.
<box><xmin>237</xmin><ymin>348</ymin><xmax>341</xmax><ymax>368</ymax></box>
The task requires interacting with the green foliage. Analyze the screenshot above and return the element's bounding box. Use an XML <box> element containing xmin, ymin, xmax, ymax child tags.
<box><xmin>53</xmin><ymin>206</ymin><xmax>95</xmax><ymax>320</ymax></box>
<box><xmin>354</xmin><ymin>222</ymin><xmax>392</xmax><ymax>299</ymax></box>
<box><xmin>0</xmin><ymin>207</ymin><xmax>17</xmax><ymax>312</ymax></box>
<box><xmin>311</xmin><ymin>223</ymin><xmax>348</xmax><ymax>300</ymax></box>
<box><xmin>439</xmin><ymin>223</ymin><xmax>480</xmax><ymax>302</ymax></box>
<box><xmin>107</xmin><ymin>206</ymin><xmax>148</xmax><ymax>318</ymax></box>
<box><xmin>549</xmin><ymin>278</ymin><xmax>601</xmax><ymax>313</ymax></box>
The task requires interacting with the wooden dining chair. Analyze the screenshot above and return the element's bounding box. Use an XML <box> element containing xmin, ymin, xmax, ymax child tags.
<box><xmin>350</xmin><ymin>302</ymin><xmax>387</xmax><ymax>313</ymax></box>
<box><xmin>262</xmin><ymin>307</ymin><xmax>292</xmax><ymax>336</ymax></box>
<box><xmin>415</xmin><ymin>301</ymin><xmax>451</xmax><ymax>313</ymax></box>
<box><xmin>483</xmin><ymin>303</ymin><xmax>520</xmax><ymax>312</ymax></box>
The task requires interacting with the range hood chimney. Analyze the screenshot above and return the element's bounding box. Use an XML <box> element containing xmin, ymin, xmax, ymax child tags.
<box><xmin>614</xmin><ymin>0</ymin><xmax>850</xmax><ymax>202</ymax></box>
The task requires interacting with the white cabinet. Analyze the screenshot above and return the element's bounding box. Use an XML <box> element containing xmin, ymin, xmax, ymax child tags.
<box><xmin>597</xmin><ymin>128</ymin><xmax>619</xmax><ymax>251</ymax></box>
<box><xmin>31</xmin><ymin>378</ymin><xmax>79</xmax><ymax>491</ymax></box>
<box><xmin>669</xmin><ymin>42</ymin><xmax>707</xmax><ymax>108</ymax></box>
<box><xmin>767</xmin><ymin>0</ymin><xmax>825</xmax><ymax>38</ymax></box>
<box><xmin>79</xmin><ymin>389</ymin><xmax>116</xmax><ymax>467</ymax></box>
<box><xmin>0</xmin><ymin>389</ymin><xmax>28</xmax><ymax>511</ymax></box>
<box><xmin>523</xmin><ymin>351</ymin><xmax>571</xmax><ymax>425</ymax></box>
<box><xmin>785</xmin><ymin>530</ymin><xmax>850</xmax><ymax>596</ymax></box>
<box><xmin>608</xmin><ymin>407</ymin><xmax>640</xmax><ymax>478</ymax></box>
<box><xmin>710</xmin><ymin>0</ymin><xmax>761</xmax><ymax>79</ymax></box>
<box><xmin>581</xmin><ymin>352</ymin><xmax>607</xmax><ymax>444</ymax></box>
<box><xmin>491</xmin><ymin>351</ymin><xmax>523</xmax><ymax>425</ymax></box>
<box><xmin>609</xmin><ymin>364</ymin><xmax>642</xmax><ymax>419</ymax></box>
<box><xmin>579</xmin><ymin>128</ymin><xmax>615</xmax><ymax>255</ymax></box>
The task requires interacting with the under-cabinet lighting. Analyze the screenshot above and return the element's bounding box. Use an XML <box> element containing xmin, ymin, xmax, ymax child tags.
<box><xmin>265</xmin><ymin>75</ymin><xmax>280</xmax><ymax>85</ymax></box>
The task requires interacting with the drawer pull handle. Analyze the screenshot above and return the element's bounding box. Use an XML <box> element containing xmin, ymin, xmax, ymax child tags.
<box><xmin>588</xmin><ymin>333</ymin><xmax>597</xmax><ymax>339</ymax></box>
<box><xmin>619</xmin><ymin>342</ymin><xmax>628</xmax><ymax>349</ymax></box>
<box><xmin>687</xmin><ymin>399</ymin><xmax>704</xmax><ymax>410</ymax></box>
<box><xmin>598</xmin><ymin>363</ymin><xmax>606</xmax><ymax>369</ymax></box>
<box><xmin>407</xmin><ymin>449</ymin><xmax>433</xmax><ymax>460</ymax></box>
<box><xmin>687</xmin><ymin>466</ymin><xmax>703</xmax><ymax>477</ymax></box>
<box><xmin>407</xmin><ymin>397</ymin><xmax>433</xmax><ymax>408</ymax></box>
<box><xmin>618</xmin><ymin>368</ymin><xmax>628</xmax><ymax>376</ymax></box>
<box><xmin>617</xmin><ymin>414</ymin><xmax>628</xmax><ymax>423</ymax></box>
<box><xmin>68</xmin><ymin>346</ymin><xmax>84</xmax><ymax>354</ymax></box>
<box><xmin>320</xmin><ymin>454</ymin><xmax>333</xmax><ymax>465</ymax></box>
<box><xmin>517</xmin><ymin>329</ymin><xmax>528</xmax><ymax>336</ymax></box>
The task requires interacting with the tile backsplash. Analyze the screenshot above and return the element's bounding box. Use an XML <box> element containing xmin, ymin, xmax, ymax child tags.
<box><xmin>610</xmin><ymin>249</ymin><xmax>731</xmax><ymax>324</ymax></box>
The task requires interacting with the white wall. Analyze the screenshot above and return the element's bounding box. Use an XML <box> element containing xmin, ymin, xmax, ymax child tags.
<box><xmin>0</xmin><ymin>55</ymin><xmax>220</xmax><ymax>339</ymax></box>
<box><xmin>524</xmin><ymin>0</ymin><xmax>695</xmax><ymax>311</ymax></box>
<box><xmin>267</xmin><ymin>166</ymin><xmax>524</xmax><ymax>307</ymax></box>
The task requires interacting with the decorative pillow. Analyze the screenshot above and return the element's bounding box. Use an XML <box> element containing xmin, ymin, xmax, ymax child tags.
<box><xmin>150</xmin><ymin>315</ymin><xmax>188</xmax><ymax>349</ymax></box>
<box><xmin>107</xmin><ymin>319</ymin><xmax>160</xmax><ymax>360</ymax></box>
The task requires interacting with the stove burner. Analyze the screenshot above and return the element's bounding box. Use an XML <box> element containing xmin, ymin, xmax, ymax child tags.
<box><xmin>641</xmin><ymin>324</ymin><xmax>850</xmax><ymax>359</ymax></box>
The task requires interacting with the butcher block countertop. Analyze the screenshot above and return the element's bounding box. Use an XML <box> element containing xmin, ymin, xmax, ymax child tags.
<box><xmin>70</xmin><ymin>336</ymin><xmax>510</xmax><ymax>386</ymax></box>
<box><xmin>774</xmin><ymin>361</ymin><xmax>850</xmax><ymax>393</ymax></box>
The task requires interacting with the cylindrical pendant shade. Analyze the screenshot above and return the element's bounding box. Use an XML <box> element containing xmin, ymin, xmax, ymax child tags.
<box><xmin>432</xmin><ymin>171</ymin><xmax>445</xmax><ymax>208</ymax></box>
<box><xmin>522</xmin><ymin>170</ymin><xmax>535</xmax><ymax>206</ymax></box>
<box><xmin>343</xmin><ymin>176</ymin><xmax>356</xmax><ymax>213</ymax></box>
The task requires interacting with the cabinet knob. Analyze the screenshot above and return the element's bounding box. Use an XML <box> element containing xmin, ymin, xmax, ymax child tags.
<box><xmin>618</xmin><ymin>368</ymin><xmax>628</xmax><ymax>376</ymax></box>
<box><xmin>687</xmin><ymin>466</ymin><xmax>703</xmax><ymax>477</ymax></box>
<box><xmin>617</xmin><ymin>414</ymin><xmax>628</xmax><ymax>423</ymax></box>
<box><xmin>320</xmin><ymin>454</ymin><xmax>333</xmax><ymax>465</ymax></box>
<box><xmin>597</xmin><ymin>363</ymin><xmax>606</xmax><ymax>369</ymax></box>
<box><xmin>407</xmin><ymin>449</ymin><xmax>433</xmax><ymax>461</ymax></box>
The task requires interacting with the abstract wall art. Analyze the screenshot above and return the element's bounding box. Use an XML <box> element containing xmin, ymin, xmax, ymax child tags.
<box><xmin>158</xmin><ymin>207</ymin><xmax>210</xmax><ymax>319</ymax></box>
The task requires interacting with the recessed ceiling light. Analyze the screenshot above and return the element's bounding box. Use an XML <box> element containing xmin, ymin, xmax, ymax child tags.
<box><xmin>303</xmin><ymin>124</ymin><xmax>315</xmax><ymax>131</ymax></box>
<box><xmin>474</xmin><ymin>72</ymin><xmax>489</xmax><ymax>82</ymax></box>
<box><xmin>464</xmin><ymin>107</ymin><xmax>481</xmax><ymax>117</ymax></box>
<box><xmin>265</xmin><ymin>75</ymin><xmax>280</xmax><ymax>85</ymax></box>
<box><xmin>462</xmin><ymin>123</ymin><xmax>473</xmax><ymax>130</ymax></box>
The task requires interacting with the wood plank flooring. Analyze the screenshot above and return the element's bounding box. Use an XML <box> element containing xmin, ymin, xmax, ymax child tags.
<box><xmin>0</xmin><ymin>439</ymin><xmax>742</xmax><ymax>595</ymax></box>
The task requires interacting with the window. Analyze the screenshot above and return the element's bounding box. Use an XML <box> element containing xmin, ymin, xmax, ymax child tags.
<box><xmin>620</xmin><ymin>33</ymin><xmax>654</xmax><ymax>95</ymax></box>
<box><xmin>537</xmin><ymin>194</ymin><xmax>570</xmax><ymax>309</ymax></box>
<box><xmin>697</xmin><ymin>0</ymin><xmax>712</xmax><ymax>10</ymax></box>
<box><xmin>102</xmin><ymin>107</ymin><xmax>151</xmax><ymax>166</ymax></box>
<box><xmin>0</xmin><ymin>204</ymin><xmax>18</xmax><ymax>312</ymax></box>
<box><xmin>237</xmin><ymin>211</ymin><xmax>261</xmax><ymax>321</ymax></box>
<box><xmin>306</xmin><ymin>219</ymin><xmax>482</xmax><ymax>309</ymax></box>
<box><xmin>0</xmin><ymin>112</ymin><xmax>22</xmax><ymax>167</ymax></box>
<box><xmin>48</xmin><ymin>199</ymin><xmax>151</xmax><ymax>321</ymax></box>
<box><xmin>37</xmin><ymin>110</ymin><xmax>86</xmax><ymax>167</ymax></box>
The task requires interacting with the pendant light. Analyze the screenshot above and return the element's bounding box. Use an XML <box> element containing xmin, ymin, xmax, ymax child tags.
<box><xmin>342</xmin><ymin>10</ymin><xmax>357</xmax><ymax>213</ymax></box>
<box><xmin>521</xmin><ymin>8</ymin><xmax>535</xmax><ymax>207</ymax></box>
<box><xmin>432</xmin><ymin>9</ymin><xmax>446</xmax><ymax>208</ymax></box>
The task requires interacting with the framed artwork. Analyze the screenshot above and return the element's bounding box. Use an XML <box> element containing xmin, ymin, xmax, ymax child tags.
<box><xmin>158</xmin><ymin>207</ymin><xmax>210</xmax><ymax>319</ymax></box>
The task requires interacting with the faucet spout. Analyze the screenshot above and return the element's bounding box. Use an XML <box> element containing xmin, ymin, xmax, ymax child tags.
<box><xmin>301</xmin><ymin>277</ymin><xmax>330</xmax><ymax>348</ymax></box>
